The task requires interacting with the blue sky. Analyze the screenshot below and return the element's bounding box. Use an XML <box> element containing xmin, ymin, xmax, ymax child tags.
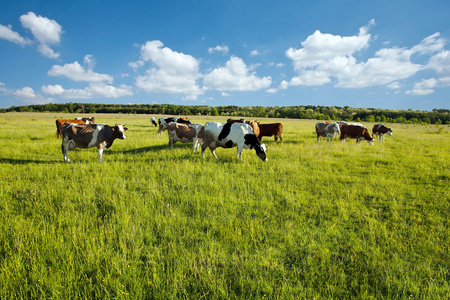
<box><xmin>1</xmin><ymin>0</ymin><xmax>449</xmax><ymax>110</ymax></box>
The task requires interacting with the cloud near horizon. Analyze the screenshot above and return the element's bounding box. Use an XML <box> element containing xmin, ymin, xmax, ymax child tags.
<box><xmin>279</xmin><ymin>20</ymin><xmax>450</xmax><ymax>96</ymax></box>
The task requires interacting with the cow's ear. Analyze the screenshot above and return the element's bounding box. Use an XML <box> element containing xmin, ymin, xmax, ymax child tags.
<box><xmin>124</xmin><ymin>127</ymin><xmax>128</xmax><ymax>131</ymax></box>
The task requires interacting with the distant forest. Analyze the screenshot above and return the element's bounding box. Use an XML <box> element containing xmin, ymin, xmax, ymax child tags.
<box><xmin>2</xmin><ymin>102</ymin><xmax>449</xmax><ymax>124</ymax></box>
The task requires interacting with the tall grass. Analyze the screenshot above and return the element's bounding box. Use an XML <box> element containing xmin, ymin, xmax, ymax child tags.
<box><xmin>0</xmin><ymin>113</ymin><xmax>449</xmax><ymax>299</ymax></box>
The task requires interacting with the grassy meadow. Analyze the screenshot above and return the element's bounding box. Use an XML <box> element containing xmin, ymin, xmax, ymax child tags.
<box><xmin>0</xmin><ymin>112</ymin><xmax>449</xmax><ymax>299</ymax></box>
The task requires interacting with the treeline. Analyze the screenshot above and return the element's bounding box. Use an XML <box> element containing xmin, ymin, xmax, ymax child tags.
<box><xmin>2</xmin><ymin>102</ymin><xmax>449</xmax><ymax>124</ymax></box>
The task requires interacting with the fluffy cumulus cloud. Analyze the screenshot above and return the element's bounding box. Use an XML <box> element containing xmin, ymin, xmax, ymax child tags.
<box><xmin>203</xmin><ymin>56</ymin><xmax>272</xmax><ymax>92</ymax></box>
<box><xmin>0</xmin><ymin>24</ymin><xmax>31</xmax><ymax>45</ymax></box>
<box><xmin>133</xmin><ymin>40</ymin><xmax>204</xmax><ymax>100</ymax></box>
<box><xmin>14</xmin><ymin>86</ymin><xmax>53</xmax><ymax>104</ymax></box>
<box><xmin>19</xmin><ymin>12</ymin><xmax>63</xmax><ymax>59</ymax></box>
<box><xmin>48</xmin><ymin>55</ymin><xmax>114</xmax><ymax>83</ymax></box>
<box><xmin>44</xmin><ymin>54</ymin><xmax>133</xmax><ymax>99</ymax></box>
<box><xmin>281</xmin><ymin>19</ymin><xmax>448</xmax><ymax>95</ymax></box>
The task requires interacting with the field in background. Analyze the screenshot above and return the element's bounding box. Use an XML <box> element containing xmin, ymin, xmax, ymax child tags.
<box><xmin>0</xmin><ymin>112</ymin><xmax>449</xmax><ymax>299</ymax></box>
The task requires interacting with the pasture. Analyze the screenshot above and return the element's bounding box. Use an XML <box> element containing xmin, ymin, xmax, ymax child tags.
<box><xmin>0</xmin><ymin>112</ymin><xmax>449</xmax><ymax>299</ymax></box>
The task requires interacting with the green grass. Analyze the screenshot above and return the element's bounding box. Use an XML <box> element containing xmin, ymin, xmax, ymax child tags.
<box><xmin>0</xmin><ymin>112</ymin><xmax>449</xmax><ymax>299</ymax></box>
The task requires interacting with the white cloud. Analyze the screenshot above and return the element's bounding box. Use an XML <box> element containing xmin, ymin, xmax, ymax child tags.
<box><xmin>0</xmin><ymin>24</ymin><xmax>31</xmax><ymax>45</ymax></box>
<box><xmin>250</xmin><ymin>50</ymin><xmax>259</xmax><ymax>56</ymax></box>
<box><xmin>48</xmin><ymin>56</ymin><xmax>113</xmax><ymax>83</ymax></box>
<box><xmin>19</xmin><ymin>12</ymin><xmax>63</xmax><ymax>59</ymax></box>
<box><xmin>283</xmin><ymin>20</ymin><xmax>447</xmax><ymax>92</ymax></box>
<box><xmin>387</xmin><ymin>81</ymin><xmax>401</xmax><ymax>89</ymax></box>
<box><xmin>14</xmin><ymin>86</ymin><xmax>53</xmax><ymax>104</ymax></box>
<box><xmin>42</xmin><ymin>83</ymin><xmax>133</xmax><ymax>99</ymax></box>
<box><xmin>0</xmin><ymin>82</ymin><xmax>8</xmax><ymax>93</ymax></box>
<box><xmin>133</xmin><ymin>40</ymin><xmax>203</xmax><ymax>100</ymax></box>
<box><xmin>42</xmin><ymin>84</ymin><xmax>65</xmax><ymax>95</ymax></box>
<box><xmin>208</xmin><ymin>45</ymin><xmax>229</xmax><ymax>55</ymax></box>
<box><xmin>203</xmin><ymin>56</ymin><xmax>272</xmax><ymax>91</ymax></box>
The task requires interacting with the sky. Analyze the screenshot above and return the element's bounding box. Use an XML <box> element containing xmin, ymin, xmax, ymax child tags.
<box><xmin>1</xmin><ymin>0</ymin><xmax>450</xmax><ymax>111</ymax></box>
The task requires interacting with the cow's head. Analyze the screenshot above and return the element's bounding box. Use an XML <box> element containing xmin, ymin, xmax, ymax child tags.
<box><xmin>332</xmin><ymin>122</ymin><xmax>340</xmax><ymax>134</ymax></box>
<box><xmin>114</xmin><ymin>123</ymin><xmax>128</xmax><ymax>139</ymax></box>
<box><xmin>245</xmin><ymin>134</ymin><xmax>268</xmax><ymax>162</ymax></box>
<box><xmin>387</xmin><ymin>128</ymin><xmax>393</xmax><ymax>136</ymax></box>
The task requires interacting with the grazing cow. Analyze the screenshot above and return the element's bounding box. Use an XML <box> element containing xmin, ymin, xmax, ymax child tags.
<box><xmin>316</xmin><ymin>122</ymin><xmax>340</xmax><ymax>143</ymax></box>
<box><xmin>372</xmin><ymin>124</ymin><xmax>393</xmax><ymax>142</ymax></box>
<box><xmin>55</xmin><ymin>119</ymin><xmax>87</xmax><ymax>138</ymax></box>
<box><xmin>157</xmin><ymin>117</ymin><xmax>192</xmax><ymax>136</ymax></box>
<box><xmin>61</xmin><ymin>123</ymin><xmax>128</xmax><ymax>163</ymax></box>
<box><xmin>257</xmin><ymin>123</ymin><xmax>283</xmax><ymax>143</ymax></box>
<box><xmin>226</xmin><ymin>118</ymin><xmax>260</xmax><ymax>138</ymax></box>
<box><xmin>166</xmin><ymin>123</ymin><xmax>204</xmax><ymax>151</ymax></box>
<box><xmin>75</xmin><ymin>117</ymin><xmax>95</xmax><ymax>124</ymax></box>
<box><xmin>150</xmin><ymin>117</ymin><xmax>157</xmax><ymax>127</ymax></box>
<box><xmin>340</xmin><ymin>124</ymin><xmax>374</xmax><ymax>145</ymax></box>
<box><xmin>201</xmin><ymin>122</ymin><xmax>268</xmax><ymax>161</ymax></box>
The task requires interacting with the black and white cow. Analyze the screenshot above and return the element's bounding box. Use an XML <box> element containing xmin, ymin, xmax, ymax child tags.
<box><xmin>315</xmin><ymin>122</ymin><xmax>340</xmax><ymax>143</ymax></box>
<box><xmin>372</xmin><ymin>124</ymin><xmax>393</xmax><ymax>142</ymax></box>
<box><xmin>157</xmin><ymin>117</ymin><xmax>192</xmax><ymax>136</ymax></box>
<box><xmin>61</xmin><ymin>123</ymin><xmax>128</xmax><ymax>162</ymax></box>
<box><xmin>201</xmin><ymin>122</ymin><xmax>268</xmax><ymax>161</ymax></box>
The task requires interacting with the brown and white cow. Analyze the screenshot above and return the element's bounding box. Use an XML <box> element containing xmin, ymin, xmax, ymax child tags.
<box><xmin>340</xmin><ymin>124</ymin><xmax>374</xmax><ymax>145</ymax></box>
<box><xmin>315</xmin><ymin>122</ymin><xmax>340</xmax><ymax>143</ymax></box>
<box><xmin>55</xmin><ymin>119</ymin><xmax>87</xmax><ymax>138</ymax></box>
<box><xmin>257</xmin><ymin>123</ymin><xmax>283</xmax><ymax>143</ymax></box>
<box><xmin>61</xmin><ymin>123</ymin><xmax>128</xmax><ymax>163</ymax></box>
<box><xmin>372</xmin><ymin>124</ymin><xmax>393</xmax><ymax>142</ymax></box>
<box><xmin>166</xmin><ymin>123</ymin><xmax>204</xmax><ymax>151</ymax></box>
<box><xmin>75</xmin><ymin>117</ymin><xmax>95</xmax><ymax>124</ymax></box>
<box><xmin>157</xmin><ymin>117</ymin><xmax>192</xmax><ymax>136</ymax></box>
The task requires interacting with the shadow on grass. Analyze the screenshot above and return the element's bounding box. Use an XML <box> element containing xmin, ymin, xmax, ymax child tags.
<box><xmin>0</xmin><ymin>158</ymin><xmax>60</xmax><ymax>165</ymax></box>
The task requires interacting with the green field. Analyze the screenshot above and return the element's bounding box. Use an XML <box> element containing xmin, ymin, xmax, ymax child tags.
<box><xmin>1</xmin><ymin>112</ymin><xmax>449</xmax><ymax>299</ymax></box>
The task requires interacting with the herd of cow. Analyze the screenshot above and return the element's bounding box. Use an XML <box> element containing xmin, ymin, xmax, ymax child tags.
<box><xmin>55</xmin><ymin>116</ymin><xmax>392</xmax><ymax>163</ymax></box>
<box><xmin>315</xmin><ymin>121</ymin><xmax>393</xmax><ymax>144</ymax></box>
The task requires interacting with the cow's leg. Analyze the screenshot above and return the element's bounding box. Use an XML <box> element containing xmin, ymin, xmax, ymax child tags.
<box><xmin>317</xmin><ymin>135</ymin><xmax>320</xmax><ymax>142</ymax></box>
<box><xmin>62</xmin><ymin>138</ymin><xmax>71</xmax><ymax>162</ymax></box>
<box><xmin>210</xmin><ymin>147</ymin><xmax>218</xmax><ymax>159</ymax></box>
<box><xmin>169</xmin><ymin>136</ymin><xmax>174</xmax><ymax>150</ymax></box>
<box><xmin>193</xmin><ymin>137</ymin><xmax>198</xmax><ymax>152</ymax></box>
<box><xmin>98</xmin><ymin>148</ymin><xmax>104</xmax><ymax>163</ymax></box>
<box><xmin>201</xmin><ymin>142</ymin><xmax>209</xmax><ymax>158</ymax></box>
<box><xmin>62</xmin><ymin>142</ymin><xmax>70</xmax><ymax>163</ymax></box>
<box><xmin>236</xmin><ymin>145</ymin><xmax>243</xmax><ymax>160</ymax></box>
<box><xmin>279</xmin><ymin>133</ymin><xmax>283</xmax><ymax>143</ymax></box>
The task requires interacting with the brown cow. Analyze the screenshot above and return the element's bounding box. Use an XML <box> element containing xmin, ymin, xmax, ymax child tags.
<box><xmin>372</xmin><ymin>124</ymin><xmax>393</xmax><ymax>142</ymax></box>
<box><xmin>157</xmin><ymin>117</ymin><xmax>192</xmax><ymax>135</ymax></box>
<box><xmin>340</xmin><ymin>124</ymin><xmax>374</xmax><ymax>145</ymax></box>
<box><xmin>257</xmin><ymin>123</ymin><xmax>283</xmax><ymax>143</ymax></box>
<box><xmin>55</xmin><ymin>119</ymin><xmax>87</xmax><ymax>138</ymax></box>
